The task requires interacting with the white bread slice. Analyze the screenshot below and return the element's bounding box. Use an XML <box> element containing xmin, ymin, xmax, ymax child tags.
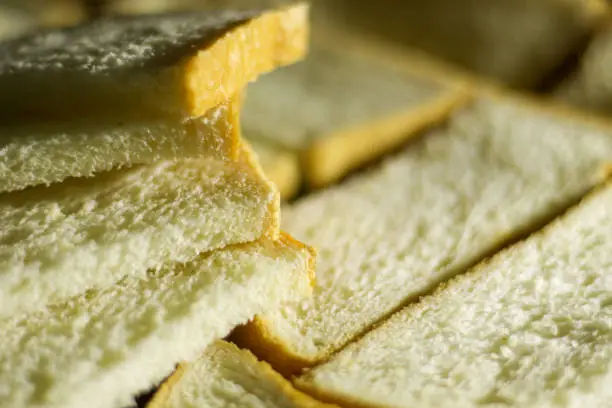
<box><xmin>148</xmin><ymin>340</ymin><xmax>332</xmax><ymax>408</ymax></box>
<box><xmin>232</xmin><ymin>95</ymin><xmax>612</xmax><ymax>375</ymax></box>
<box><xmin>323</xmin><ymin>0</ymin><xmax>608</xmax><ymax>88</ymax></box>
<box><xmin>0</xmin><ymin>234</ymin><xmax>315</xmax><ymax>408</ymax></box>
<box><xmin>0</xmin><ymin>153</ymin><xmax>279</xmax><ymax>320</ymax></box>
<box><xmin>296</xmin><ymin>182</ymin><xmax>612</xmax><ymax>408</ymax></box>
<box><xmin>0</xmin><ymin>3</ymin><xmax>308</xmax><ymax>123</ymax></box>
<box><xmin>251</xmin><ymin>139</ymin><xmax>301</xmax><ymax>200</ymax></box>
<box><xmin>241</xmin><ymin>30</ymin><xmax>469</xmax><ymax>188</ymax></box>
<box><xmin>555</xmin><ymin>18</ymin><xmax>612</xmax><ymax>115</ymax></box>
<box><xmin>0</xmin><ymin>98</ymin><xmax>240</xmax><ymax>193</ymax></box>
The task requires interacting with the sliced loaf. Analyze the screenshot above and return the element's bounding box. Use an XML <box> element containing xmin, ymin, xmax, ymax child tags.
<box><xmin>242</xmin><ymin>31</ymin><xmax>468</xmax><ymax>188</ymax></box>
<box><xmin>0</xmin><ymin>235</ymin><xmax>314</xmax><ymax>408</ymax></box>
<box><xmin>148</xmin><ymin>340</ymin><xmax>332</xmax><ymax>408</ymax></box>
<box><xmin>0</xmin><ymin>154</ymin><xmax>278</xmax><ymax>320</ymax></box>
<box><xmin>233</xmin><ymin>95</ymin><xmax>612</xmax><ymax>374</ymax></box>
<box><xmin>297</xmin><ymin>181</ymin><xmax>612</xmax><ymax>408</ymax></box>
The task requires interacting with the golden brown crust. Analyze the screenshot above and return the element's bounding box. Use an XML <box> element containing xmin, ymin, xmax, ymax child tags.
<box><xmin>302</xmin><ymin>87</ymin><xmax>472</xmax><ymax>189</ymax></box>
<box><xmin>225</xmin><ymin>341</ymin><xmax>338</xmax><ymax>408</ymax></box>
<box><xmin>145</xmin><ymin>363</ymin><xmax>186</xmax><ymax>408</ymax></box>
<box><xmin>231</xmin><ymin>317</ymin><xmax>318</xmax><ymax>378</ymax></box>
<box><xmin>230</xmin><ymin>232</ymin><xmax>317</xmax><ymax>377</ymax></box>
<box><xmin>185</xmin><ymin>3</ymin><xmax>309</xmax><ymax>117</ymax></box>
<box><xmin>237</xmin><ymin>138</ymin><xmax>282</xmax><ymax>241</ymax></box>
<box><xmin>147</xmin><ymin>340</ymin><xmax>337</xmax><ymax>408</ymax></box>
<box><xmin>278</xmin><ymin>231</ymin><xmax>317</xmax><ymax>287</ymax></box>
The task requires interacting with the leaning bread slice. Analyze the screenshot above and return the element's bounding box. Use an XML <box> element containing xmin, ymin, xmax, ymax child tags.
<box><xmin>0</xmin><ymin>97</ymin><xmax>241</xmax><ymax>193</ymax></box>
<box><xmin>0</xmin><ymin>153</ymin><xmax>279</xmax><ymax>320</ymax></box>
<box><xmin>250</xmin><ymin>139</ymin><xmax>301</xmax><ymax>200</ymax></box>
<box><xmin>0</xmin><ymin>3</ymin><xmax>308</xmax><ymax>123</ymax></box>
<box><xmin>148</xmin><ymin>340</ymin><xmax>332</xmax><ymax>408</ymax></box>
<box><xmin>233</xmin><ymin>95</ymin><xmax>612</xmax><ymax>375</ymax></box>
<box><xmin>297</xmin><ymin>182</ymin><xmax>612</xmax><ymax>408</ymax></box>
<box><xmin>242</xmin><ymin>30</ymin><xmax>469</xmax><ymax>188</ymax></box>
<box><xmin>0</xmin><ymin>234</ymin><xmax>314</xmax><ymax>408</ymax></box>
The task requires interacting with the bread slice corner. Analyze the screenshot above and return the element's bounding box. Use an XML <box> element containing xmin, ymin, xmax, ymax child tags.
<box><xmin>0</xmin><ymin>235</ymin><xmax>315</xmax><ymax>408</ymax></box>
<box><xmin>147</xmin><ymin>340</ymin><xmax>334</xmax><ymax>408</ymax></box>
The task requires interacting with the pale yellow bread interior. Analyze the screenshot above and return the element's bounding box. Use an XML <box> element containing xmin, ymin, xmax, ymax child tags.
<box><xmin>0</xmin><ymin>151</ymin><xmax>280</xmax><ymax>320</ymax></box>
<box><xmin>0</xmin><ymin>236</ymin><xmax>314</xmax><ymax>408</ymax></box>
<box><xmin>233</xmin><ymin>94</ymin><xmax>612</xmax><ymax>375</ymax></box>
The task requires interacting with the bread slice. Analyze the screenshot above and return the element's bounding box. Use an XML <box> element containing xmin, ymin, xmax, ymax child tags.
<box><xmin>251</xmin><ymin>139</ymin><xmax>301</xmax><ymax>200</ymax></box>
<box><xmin>241</xmin><ymin>31</ymin><xmax>469</xmax><ymax>188</ymax></box>
<box><xmin>0</xmin><ymin>3</ymin><xmax>308</xmax><ymax>123</ymax></box>
<box><xmin>148</xmin><ymin>340</ymin><xmax>332</xmax><ymax>408</ymax></box>
<box><xmin>232</xmin><ymin>95</ymin><xmax>612</xmax><ymax>375</ymax></box>
<box><xmin>0</xmin><ymin>97</ymin><xmax>241</xmax><ymax>193</ymax></box>
<box><xmin>296</xmin><ymin>182</ymin><xmax>612</xmax><ymax>408</ymax></box>
<box><xmin>0</xmin><ymin>153</ymin><xmax>279</xmax><ymax>320</ymax></box>
<box><xmin>0</xmin><ymin>0</ymin><xmax>85</xmax><ymax>41</ymax></box>
<box><xmin>555</xmin><ymin>18</ymin><xmax>612</xmax><ymax>115</ymax></box>
<box><xmin>0</xmin><ymin>234</ymin><xmax>315</xmax><ymax>408</ymax></box>
<box><xmin>323</xmin><ymin>0</ymin><xmax>608</xmax><ymax>88</ymax></box>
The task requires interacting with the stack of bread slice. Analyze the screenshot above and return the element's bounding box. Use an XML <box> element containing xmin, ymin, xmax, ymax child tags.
<box><xmin>0</xmin><ymin>4</ymin><xmax>318</xmax><ymax>408</ymax></box>
<box><xmin>242</xmin><ymin>25</ymin><xmax>469</xmax><ymax>191</ymax></box>
<box><xmin>147</xmin><ymin>88</ymin><xmax>612</xmax><ymax>407</ymax></box>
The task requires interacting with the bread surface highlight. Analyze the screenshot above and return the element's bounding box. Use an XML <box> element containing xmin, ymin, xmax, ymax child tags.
<box><xmin>233</xmin><ymin>95</ymin><xmax>612</xmax><ymax>374</ymax></box>
<box><xmin>297</xmin><ymin>181</ymin><xmax>612</xmax><ymax>408</ymax></box>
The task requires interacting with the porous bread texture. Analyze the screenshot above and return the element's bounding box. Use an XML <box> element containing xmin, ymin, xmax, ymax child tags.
<box><xmin>0</xmin><ymin>98</ymin><xmax>240</xmax><ymax>193</ymax></box>
<box><xmin>0</xmin><ymin>236</ymin><xmax>315</xmax><ymax>408</ymax></box>
<box><xmin>324</xmin><ymin>0</ymin><xmax>608</xmax><ymax>88</ymax></box>
<box><xmin>555</xmin><ymin>20</ymin><xmax>612</xmax><ymax>115</ymax></box>
<box><xmin>233</xmin><ymin>96</ymin><xmax>612</xmax><ymax>375</ymax></box>
<box><xmin>0</xmin><ymin>3</ymin><xmax>308</xmax><ymax>123</ymax></box>
<box><xmin>0</xmin><ymin>155</ymin><xmax>279</xmax><ymax>320</ymax></box>
<box><xmin>241</xmin><ymin>37</ymin><xmax>468</xmax><ymax>188</ymax></box>
<box><xmin>297</xmin><ymin>182</ymin><xmax>612</xmax><ymax>408</ymax></box>
<box><xmin>250</xmin><ymin>139</ymin><xmax>301</xmax><ymax>199</ymax></box>
<box><xmin>148</xmin><ymin>340</ymin><xmax>333</xmax><ymax>408</ymax></box>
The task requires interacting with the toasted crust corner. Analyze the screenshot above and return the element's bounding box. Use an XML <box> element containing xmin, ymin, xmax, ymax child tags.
<box><xmin>185</xmin><ymin>3</ymin><xmax>310</xmax><ymax>117</ymax></box>
<box><xmin>230</xmin><ymin>316</ymin><xmax>318</xmax><ymax>377</ymax></box>
<box><xmin>146</xmin><ymin>363</ymin><xmax>186</xmax><ymax>408</ymax></box>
